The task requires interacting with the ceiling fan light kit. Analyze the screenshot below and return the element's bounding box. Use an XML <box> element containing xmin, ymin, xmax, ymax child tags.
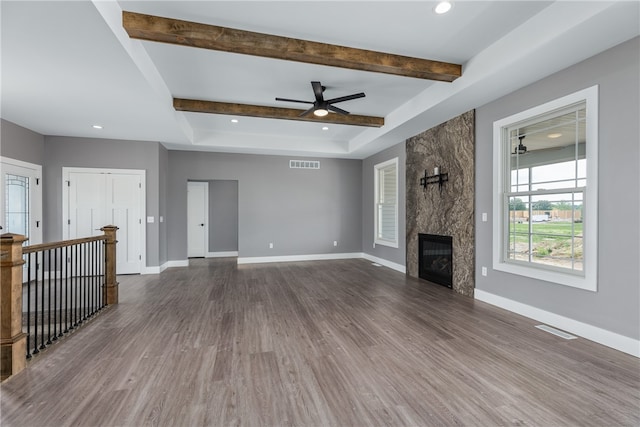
<box><xmin>276</xmin><ymin>81</ymin><xmax>366</xmax><ymax>118</ymax></box>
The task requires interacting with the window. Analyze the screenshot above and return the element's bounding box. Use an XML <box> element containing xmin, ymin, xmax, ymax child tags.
<box><xmin>374</xmin><ymin>158</ymin><xmax>398</xmax><ymax>248</ymax></box>
<box><xmin>0</xmin><ymin>157</ymin><xmax>42</xmax><ymax>247</ymax></box>
<box><xmin>5</xmin><ymin>174</ymin><xmax>30</xmax><ymax>237</ymax></box>
<box><xmin>492</xmin><ymin>86</ymin><xmax>598</xmax><ymax>291</ymax></box>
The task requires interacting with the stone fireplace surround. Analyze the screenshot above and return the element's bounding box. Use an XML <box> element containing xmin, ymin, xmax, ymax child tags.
<box><xmin>406</xmin><ymin>110</ymin><xmax>475</xmax><ymax>297</ymax></box>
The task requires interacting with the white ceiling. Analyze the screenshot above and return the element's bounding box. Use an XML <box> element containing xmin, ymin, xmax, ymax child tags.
<box><xmin>2</xmin><ymin>1</ymin><xmax>638</xmax><ymax>159</ymax></box>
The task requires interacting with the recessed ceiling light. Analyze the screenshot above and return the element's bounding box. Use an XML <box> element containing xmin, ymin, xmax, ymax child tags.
<box><xmin>231</xmin><ymin>119</ymin><xmax>239</xmax><ymax>123</ymax></box>
<box><xmin>547</xmin><ymin>133</ymin><xmax>562</xmax><ymax>139</ymax></box>
<box><xmin>434</xmin><ymin>1</ymin><xmax>453</xmax><ymax>14</ymax></box>
<box><xmin>92</xmin><ymin>125</ymin><xmax>103</xmax><ymax>129</ymax></box>
<box><xmin>322</xmin><ymin>126</ymin><xmax>329</xmax><ymax>131</ymax></box>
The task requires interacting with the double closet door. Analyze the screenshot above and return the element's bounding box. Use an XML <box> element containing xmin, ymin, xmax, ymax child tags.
<box><xmin>64</xmin><ymin>168</ymin><xmax>145</xmax><ymax>275</ymax></box>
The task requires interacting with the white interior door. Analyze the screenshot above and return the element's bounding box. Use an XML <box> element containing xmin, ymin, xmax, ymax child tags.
<box><xmin>0</xmin><ymin>158</ymin><xmax>42</xmax><ymax>245</ymax></box>
<box><xmin>65</xmin><ymin>168</ymin><xmax>145</xmax><ymax>274</ymax></box>
<box><xmin>68</xmin><ymin>172</ymin><xmax>106</xmax><ymax>238</ymax></box>
<box><xmin>188</xmin><ymin>181</ymin><xmax>208</xmax><ymax>258</ymax></box>
<box><xmin>108</xmin><ymin>174</ymin><xmax>142</xmax><ymax>274</ymax></box>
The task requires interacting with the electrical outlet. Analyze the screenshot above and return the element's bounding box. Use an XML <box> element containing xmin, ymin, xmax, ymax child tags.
<box><xmin>482</xmin><ymin>266</ymin><xmax>487</xmax><ymax>276</ymax></box>
<box><xmin>269</xmin><ymin>243</ymin><xmax>273</xmax><ymax>249</ymax></box>
<box><xmin>333</xmin><ymin>241</ymin><xmax>338</xmax><ymax>247</ymax></box>
<box><xmin>482</xmin><ymin>212</ymin><xmax>488</xmax><ymax>222</ymax></box>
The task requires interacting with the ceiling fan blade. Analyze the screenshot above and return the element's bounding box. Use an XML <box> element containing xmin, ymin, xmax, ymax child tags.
<box><xmin>299</xmin><ymin>106</ymin><xmax>315</xmax><ymax>117</ymax></box>
<box><xmin>325</xmin><ymin>92</ymin><xmax>365</xmax><ymax>104</ymax></box>
<box><xmin>275</xmin><ymin>97</ymin><xmax>313</xmax><ymax>104</ymax></box>
<box><xmin>327</xmin><ymin>104</ymin><xmax>350</xmax><ymax>115</ymax></box>
<box><xmin>311</xmin><ymin>81</ymin><xmax>325</xmax><ymax>102</ymax></box>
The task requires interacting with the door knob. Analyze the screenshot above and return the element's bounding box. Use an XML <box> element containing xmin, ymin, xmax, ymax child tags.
<box><xmin>200</xmin><ymin>223</ymin><xmax>205</xmax><ymax>226</ymax></box>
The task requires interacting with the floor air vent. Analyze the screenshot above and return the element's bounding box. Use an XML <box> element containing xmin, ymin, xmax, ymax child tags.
<box><xmin>290</xmin><ymin>160</ymin><xmax>320</xmax><ymax>169</ymax></box>
<box><xmin>535</xmin><ymin>325</ymin><xmax>577</xmax><ymax>340</ymax></box>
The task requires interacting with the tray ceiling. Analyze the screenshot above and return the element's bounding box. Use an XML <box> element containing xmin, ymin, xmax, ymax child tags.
<box><xmin>2</xmin><ymin>1</ymin><xmax>638</xmax><ymax>158</ymax></box>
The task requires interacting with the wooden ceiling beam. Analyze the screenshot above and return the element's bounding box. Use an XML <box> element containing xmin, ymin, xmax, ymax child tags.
<box><xmin>173</xmin><ymin>98</ymin><xmax>385</xmax><ymax>128</ymax></box>
<box><xmin>123</xmin><ymin>11</ymin><xmax>461</xmax><ymax>82</ymax></box>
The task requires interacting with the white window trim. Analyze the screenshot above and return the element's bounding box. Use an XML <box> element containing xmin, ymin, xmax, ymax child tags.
<box><xmin>492</xmin><ymin>85</ymin><xmax>598</xmax><ymax>292</ymax></box>
<box><xmin>374</xmin><ymin>157</ymin><xmax>399</xmax><ymax>248</ymax></box>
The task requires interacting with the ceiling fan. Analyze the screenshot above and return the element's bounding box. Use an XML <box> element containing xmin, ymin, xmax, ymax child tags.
<box><xmin>275</xmin><ymin>81</ymin><xmax>365</xmax><ymax>117</ymax></box>
<box><xmin>513</xmin><ymin>134</ymin><xmax>527</xmax><ymax>155</ymax></box>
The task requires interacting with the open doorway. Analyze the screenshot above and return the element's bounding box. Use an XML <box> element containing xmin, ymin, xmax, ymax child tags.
<box><xmin>187</xmin><ymin>180</ymin><xmax>238</xmax><ymax>258</ymax></box>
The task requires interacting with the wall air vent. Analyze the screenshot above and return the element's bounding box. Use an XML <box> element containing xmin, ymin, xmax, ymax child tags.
<box><xmin>290</xmin><ymin>160</ymin><xmax>320</xmax><ymax>170</ymax></box>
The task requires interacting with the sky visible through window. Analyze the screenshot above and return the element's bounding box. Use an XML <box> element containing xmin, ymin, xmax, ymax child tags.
<box><xmin>511</xmin><ymin>159</ymin><xmax>586</xmax><ymax>203</ymax></box>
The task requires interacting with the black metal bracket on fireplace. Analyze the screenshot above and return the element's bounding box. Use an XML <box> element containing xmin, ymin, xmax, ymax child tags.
<box><xmin>419</xmin><ymin>170</ymin><xmax>448</xmax><ymax>192</ymax></box>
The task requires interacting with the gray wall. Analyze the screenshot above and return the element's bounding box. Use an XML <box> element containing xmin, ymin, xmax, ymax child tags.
<box><xmin>43</xmin><ymin>136</ymin><xmax>163</xmax><ymax>268</ymax></box>
<box><xmin>208</xmin><ymin>180</ymin><xmax>238</xmax><ymax>252</ymax></box>
<box><xmin>1</xmin><ymin>119</ymin><xmax>45</xmax><ymax>165</ymax></box>
<box><xmin>362</xmin><ymin>141</ymin><xmax>406</xmax><ymax>266</ymax></box>
<box><xmin>168</xmin><ymin>151</ymin><xmax>362</xmax><ymax>260</ymax></box>
<box><xmin>159</xmin><ymin>144</ymin><xmax>169</xmax><ymax>265</ymax></box>
<box><xmin>475</xmin><ymin>37</ymin><xmax>640</xmax><ymax>339</ymax></box>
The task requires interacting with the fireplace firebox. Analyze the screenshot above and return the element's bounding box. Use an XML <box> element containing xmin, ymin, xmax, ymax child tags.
<box><xmin>419</xmin><ymin>234</ymin><xmax>453</xmax><ymax>289</ymax></box>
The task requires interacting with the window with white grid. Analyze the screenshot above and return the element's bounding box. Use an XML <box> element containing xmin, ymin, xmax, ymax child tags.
<box><xmin>374</xmin><ymin>158</ymin><xmax>398</xmax><ymax>248</ymax></box>
<box><xmin>493</xmin><ymin>86</ymin><xmax>598</xmax><ymax>291</ymax></box>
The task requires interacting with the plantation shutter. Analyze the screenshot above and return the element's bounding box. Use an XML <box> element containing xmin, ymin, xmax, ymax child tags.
<box><xmin>377</xmin><ymin>162</ymin><xmax>397</xmax><ymax>243</ymax></box>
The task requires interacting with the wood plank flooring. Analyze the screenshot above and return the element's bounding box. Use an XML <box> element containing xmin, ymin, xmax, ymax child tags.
<box><xmin>1</xmin><ymin>258</ymin><xmax>639</xmax><ymax>426</ymax></box>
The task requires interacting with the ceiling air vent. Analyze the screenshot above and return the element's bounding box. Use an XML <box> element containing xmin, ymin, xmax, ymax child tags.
<box><xmin>290</xmin><ymin>160</ymin><xmax>320</xmax><ymax>170</ymax></box>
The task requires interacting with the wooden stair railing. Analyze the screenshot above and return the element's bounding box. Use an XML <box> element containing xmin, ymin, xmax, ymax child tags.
<box><xmin>0</xmin><ymin>225</ymin><xmax>118</xmax><ymax>381</ymax></box>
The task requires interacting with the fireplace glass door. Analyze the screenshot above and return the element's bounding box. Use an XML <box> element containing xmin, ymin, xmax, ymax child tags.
<box><xmin>419</xmin><ymin>234</ymin><xmax>453</xmax><ymax>288</ymax></box>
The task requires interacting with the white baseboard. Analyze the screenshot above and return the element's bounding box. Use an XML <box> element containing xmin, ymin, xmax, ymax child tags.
<box><xmin>361</xmin><ymin>253</ymin><xmax>406</xmax><ymax>274</ymax></box>
<box><xmin>207</xmin><ymin>251</ymin><xmax>238</xmax><ymax>258</ymax></box>
<box><xmin>237</xmin><ymin>252</ymin><xmax>362</xmax><ymax>265</ymax></box>
<box><xmin>163</xmin><ymin>253</ymin><xmax>406</xmax><ymax>275</ymax></box>
<box><xmin>141</xmin><ymin>266</ymin><xmax>160</xmax><ymax>275</ymax></box>
<box><xmin>475</xmin><ymin>289</ymin><xmax>640</xmax><ymax>358</ymax></box>
<box><xmin>237</xmin><ymin>252</ymin><xmax>407</xmax><ymax>274</ymax></box>
<box><xmin>164</xmin><ymin>260</ymin><xmax>189</xmax><ymax>269</ymax></box>
<box><xmin>42</xmin><ymin>270</ymin><xmax>63</xmax><ymax>279</ymax></box>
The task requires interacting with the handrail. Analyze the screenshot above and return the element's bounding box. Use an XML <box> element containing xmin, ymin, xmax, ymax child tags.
<box><xmin>23</xmin><ymin>235</ymin><xmax>105</xmax><ymax>254</ymax></box>
<box><xmin>0</xmin><ymin>225</ymin><xmax>119</xmax><ymax>381</ymax></box>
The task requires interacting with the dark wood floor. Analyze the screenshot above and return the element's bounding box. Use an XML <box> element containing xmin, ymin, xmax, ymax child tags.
<box><xmin>1</xmin><ymin>258</ymin><xmax>639</xmax><ymax>426</ymax></box>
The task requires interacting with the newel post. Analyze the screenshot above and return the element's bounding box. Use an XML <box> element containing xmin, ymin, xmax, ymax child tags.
<box><xmin>101</xmin><ymin>225</ymin><xmax>119</xmax><ymax>305</ymax></box>
<box><xmin>0</xmin><ymin>233</ymin><xmax>28</xmax><ymax>381</ymax></box>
